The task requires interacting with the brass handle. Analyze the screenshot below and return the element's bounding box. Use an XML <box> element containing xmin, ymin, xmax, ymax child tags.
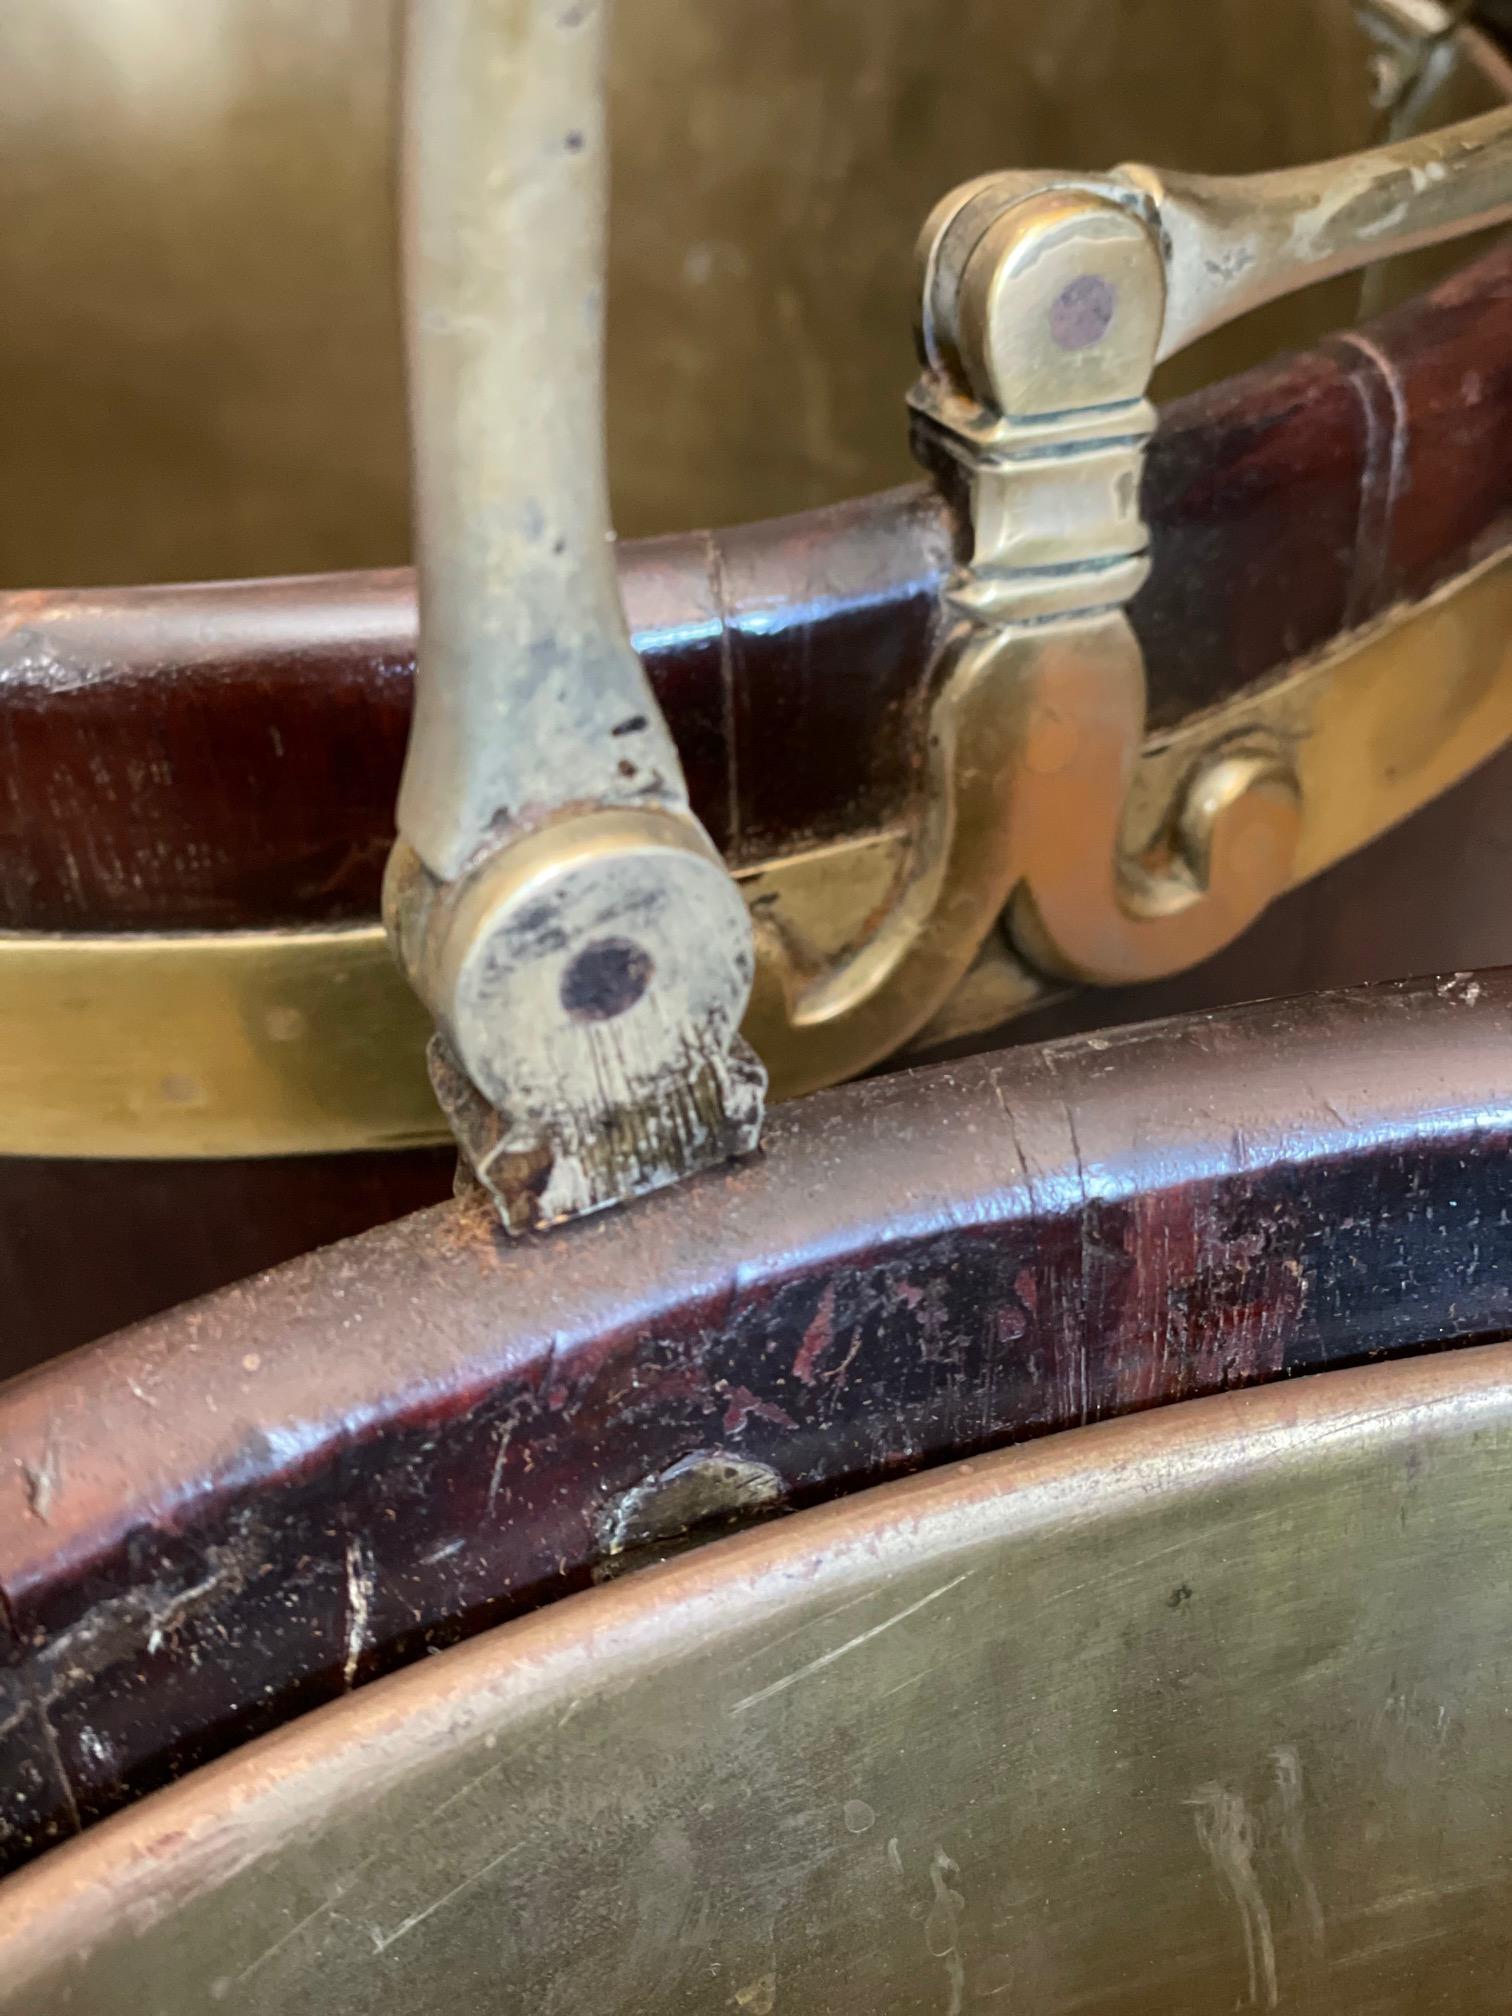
<box><xmin>397</xmin><ymin>0</ymin><xmax>683</xmax><ymax>879</ymax></box>
<box><xmin>387</xmin><ymin>7</ymin><xmax>1511</xmax><ymax>1140</ymax></box>
<box><xmin>1136</xmin><ymin>108</ymin><xmax>1512</xmax><ymax>361</ymax></box>
<box><xmin>386</xmin><ymin>0</ymin><xmax>764</xmax><ymax>1230</ymax></box>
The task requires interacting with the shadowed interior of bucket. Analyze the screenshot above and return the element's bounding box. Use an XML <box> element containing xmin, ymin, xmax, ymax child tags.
<box><xmin>0</xmin><ymin>0</ymin><xmax>1501</xmax><ymax>586</ymax></box>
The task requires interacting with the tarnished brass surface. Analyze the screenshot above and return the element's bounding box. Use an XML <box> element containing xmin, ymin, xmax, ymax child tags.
<box><xmin>8</xmin><ymin>1342</ymin><xmax>1512</xmax><ymax>2009</ymax></box>
<box><xmin>909</xmin><ymin>180</ymin><xmax>1299</xmax><ymax>997</ymax></box>
<box><xmin>388</xmin><ymin>1</ymin><xmax>765</xmax><ymax>1232</ymax></box>
<box><xmin>0</xmin><ymin>0</ymin><xmax>1503</xmax><ymax>588</ymax></box>
<box><xmin>2</xmin><ymin>547</ymin><xmax>1509</xmax><ymax>1153</ymax></box>
<box><xmin>901</xmin><ymin>100</ymin><xmax>1511</xmax><ymax>1001</ymax></box>
<box><xmin>744</xmin><ymin>625</ymin><xmax>1059</xmax><ymax>1097</ymax></box>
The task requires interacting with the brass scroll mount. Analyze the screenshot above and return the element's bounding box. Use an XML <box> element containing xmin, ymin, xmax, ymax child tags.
<box><xmin>908</xmin><ymin>112</ymin><xmax>1512</xmax><ymax>992</ymax></box>
<box><xmin>910</xmin><ymin>186</ymin><xmax>1304</xmax><ymax>990</ymax></box>
<box><xmin>752</xmin><ymin>107</ymin><xmax>1512</xmax><ymax>1089</ymax></box>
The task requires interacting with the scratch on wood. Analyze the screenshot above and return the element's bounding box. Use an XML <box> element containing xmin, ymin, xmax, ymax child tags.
<box><xmin>1337</xmin><ymin>330</ymin><xmax>1408</xmax><ymax>522</ymax></box>
<box><xmin>22</xmin><ymin>1428</ymin><xmax>61</xmax><ymax>1523</ymax></box>
<box><xmin>1333</xmin><ymin>329</ymin><xmax>1410</xmax><ymax>625</ymax></box>
<box><xmin>703</xmin><ymin>527</ymin><xmax>740</xmax><ymax>851</ymax></box>
<box><xmin>793</xmin><ymin>1282</ymin><xmax>837</xmax><ymax>1385</ymax></box>
<box><xmin>343</xmin><ymin>1537</ymin><xmax>375</xmax><ymax>1689</ymax></box>
<box><xmin>32</xmin><ymin>1701</ymin><xmax>82</xmax><ymax>1838</ymax></box>
<box><xmin>147</xmin><ymin>1562</ymin><xmax>234</xmax><ymax>1655</ymax></box>
<box><xmin>1060</xmin><ymin>1086</ymin><xmax>1093</xmax><ymax>1425</ymax></box>
<box><xmin>992</xmin><ymin>1073</ymin><xmax>1036</xmax><ymax>1210</ymax></box>
<box><xmin>0</xmin><ymin>1698</ymin><xmax>32</xmax><ymax>1745</ymax></box>
<box><xmin>486</xmin><ymin>1413</ymin><xmax>518</xmax><ymax>1517</ymax></box>
<box><xmin>728</xmin><ymin>1573</ymin><xmax>974</xmax><ymax>1716</ymax></box>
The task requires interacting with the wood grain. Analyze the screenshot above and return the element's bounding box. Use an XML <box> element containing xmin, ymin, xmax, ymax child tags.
<box><xmin>2</xmin><ymin>970</ymin><xmax>1509</xmax><ymax>1874</ymax></box>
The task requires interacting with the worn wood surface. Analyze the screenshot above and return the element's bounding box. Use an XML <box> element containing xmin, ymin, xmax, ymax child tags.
<box><xmin>1</xmin><ymin>970</ymin><xmax>1509</xmax><ymax>1877</ymax></box>
<box><xmin>4</xmin><ymin>737</ymin><xmax>1510</xmax><ymax>1383</ymax></box>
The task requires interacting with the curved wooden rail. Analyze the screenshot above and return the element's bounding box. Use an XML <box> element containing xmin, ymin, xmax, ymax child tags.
<box><xmin>1</xmin><ymin>968</ymin><xmax>1509</xmax><ymax>1874</ymax></box>
<box><xmin>0</xmin><ymin>244</ymin><xmax>1509</xmax><ymax>933</ymax></box>
<box><xmin>6</xmin><ymin>1340</ymin><xmax>1512</xmax><ymax>2011</ymax></box>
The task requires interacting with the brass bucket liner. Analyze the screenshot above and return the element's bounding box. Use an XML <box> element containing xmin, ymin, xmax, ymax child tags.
<box><xmin>1</xmin><ymin>0</ymin><xmax>1503</xmax><ymax>586</ymax></box>
<box><xmin>5</xmin><ymin>1342</ymin><xmax>1512</xmax><ymax>2010</ymax></box>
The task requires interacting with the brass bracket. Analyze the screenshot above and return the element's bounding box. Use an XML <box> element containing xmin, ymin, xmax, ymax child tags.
<box><xmin>749</xmin><ymin>106</ymin><xmax>1512</xmax><ymax>1095</ymax></box>
<box><xmin>909</xmin><ymin>185</ymin><xmax>1304</xmax><ymax>989</ymax></box>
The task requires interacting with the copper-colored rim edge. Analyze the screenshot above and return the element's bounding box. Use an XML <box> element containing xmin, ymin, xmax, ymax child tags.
<box><xmin>3</xmin><ymin>1334</ymin><xmax>1511</xmax><ymax>1980</ymax></box>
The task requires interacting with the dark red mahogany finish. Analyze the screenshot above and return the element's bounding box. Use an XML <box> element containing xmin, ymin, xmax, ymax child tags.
<box><xmin>2</xmin><ymin>969</ymin><xmax>1509</xmax><ymax>1874</ymax></box>
<box><xmin>3</xmin><ymin>247</ymin><xmax>1510</xmax><ymax>934</ymax></box>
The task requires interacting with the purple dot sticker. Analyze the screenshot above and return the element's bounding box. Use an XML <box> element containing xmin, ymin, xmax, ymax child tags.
<box><xmin>1049</xmin><ymin>274</ymin><xmax>1116</xmax><ymax>351</ymax></box>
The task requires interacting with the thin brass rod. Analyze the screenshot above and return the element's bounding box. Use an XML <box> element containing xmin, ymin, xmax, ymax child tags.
<box><xmin>397</xmin><ymin>0</ymin><xmax>687</xmax><ymax>884</ymax></box>
<box><xmin>1132</xmin><ymin>105</ymin><xmax>1512</xmax><ymax>359</ymax></box>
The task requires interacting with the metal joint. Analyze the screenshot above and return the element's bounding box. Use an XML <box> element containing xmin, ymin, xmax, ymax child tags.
<box><xmin>385</xmin><ymin>0</ymin><xmax>765</xmax><ymax>1233</ymax></box>
<box><xmin>899</xmin><ymin>104</ymin><xmax>1512</xmax><ymax>989</ymax></box>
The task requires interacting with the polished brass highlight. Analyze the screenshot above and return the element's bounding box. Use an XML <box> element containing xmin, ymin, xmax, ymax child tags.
<box><xmin>911</xmin><ymin>187</ymin><xmax>1305</xmax><ymax>989</ymax></box>
<box><xmin>0</xmin><ymin>926</ymin><xmax>439</xmax><ymax>1160</ymax></box>
<box><xmin>387</xmin><ymin>0</ymin><xmax>764</xmax><ymax>1232</ymax></box>
<box><xmin>744</xmin><ymin>625</ymin><xmax>1053</xmax><ymax>1099</ymax></box>
<box><xmin>9</xmin><ymin>1343</ymin><xmax>1512</xmax><ymax>2009</ymax></box>
<box><xmin>4</xmin><ymin>548</ymin><xmax>1509</xmax><ymax>1155</ymax></box>
<box><xmin>1132</xmin><ymin>104</ymin><xmax>1512</xmax><ymax>361</ymax></box>
<box><xmin>914</xmin><ymin>544</ymin><xmax>1512</xmax><ymax>1051</ymax></box>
